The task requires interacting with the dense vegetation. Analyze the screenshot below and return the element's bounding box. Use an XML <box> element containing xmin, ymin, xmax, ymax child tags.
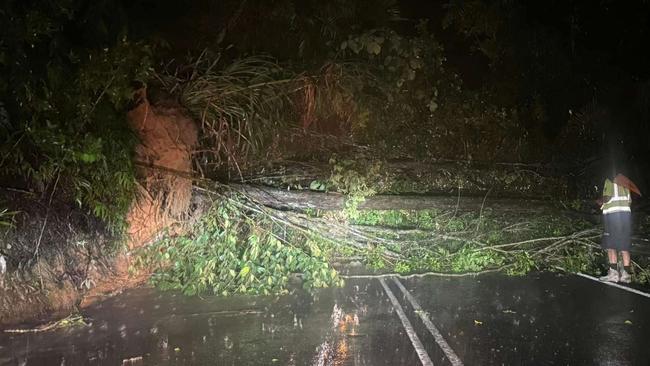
<box><xmin>1</xmin><ymin>1</ymin><xmax>152</xmax><ymax>229</ymax></box>
<box><xmin>2</xmin><ymin>0</ymin><xmax>650</xmax><ymax>299</ymax></box>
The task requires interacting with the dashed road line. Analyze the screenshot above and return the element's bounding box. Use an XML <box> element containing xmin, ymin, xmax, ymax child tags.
<box><xmin>379</xmin><ymin>278</ymin><xmax>434</xmax><ymax>366</ymax></box>
<box><xmin>392</xmin><ymin>278</ymin><xmax>464</xmax><ymax>366</ymax></box>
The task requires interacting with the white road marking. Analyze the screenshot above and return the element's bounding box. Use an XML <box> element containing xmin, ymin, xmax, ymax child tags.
<box><xmin>379</xmin><ymin>278</ymin><xmax>434</xmax><ymax>366</ymax></box>
<box><xmin>392</xmin><ymin>278</ymin><xmax>464</xmax><ymax>366</ymax></box>
<box><xmin>574</xmin><ymin>272</ymin><xmax>650</xmax><ymax>299</ymax></box>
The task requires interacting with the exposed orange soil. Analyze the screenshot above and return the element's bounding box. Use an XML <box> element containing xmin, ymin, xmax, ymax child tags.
<box><xmin>80</xmin><ymin>89</ymin><xmax>198</xmax><ymax>309</ymax></box>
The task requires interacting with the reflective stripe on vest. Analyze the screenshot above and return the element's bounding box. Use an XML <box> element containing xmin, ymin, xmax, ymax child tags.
<box><xmin>603</xmin><ymin>182</ymin><xmax>631</xmax><ymax>214</ymax></box>
<box><xmin>603</xmin><ymin>206</ymin><xmax>631</xmax><ymax>214</ymax></box>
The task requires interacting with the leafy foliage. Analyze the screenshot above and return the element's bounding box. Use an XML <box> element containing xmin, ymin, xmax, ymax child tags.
<box><xmin>137</xmin><ymin>198</ymin><xmax>343</xmax><ymax>296</ymax></box>
<box><xmin>0</xmin><ymin>1</ymin><xmax>153</xmax><ymax>230</ymax></box>
<box><xmin>340</xmin><ymin>24</ymin><xmax>444</xmax><ymax>92</ymax></box>
<box><xmin>0</xmin><ymin>207</ymin><xmax>18</xmax><ymax>229</ymax></box>
<box><xmin>328</xmin><ymin>157</ymin><xmax>381</xmax><ymax>197</ymax></box>
<box><xmin>191</xmin><ymin>0</ymin><xmax>402</xmax><ymax>62</ymax></box>
<box><xmin>349</xmin><ymin>209</ymin><xmax>606</xmax><ymax>277</ymax></box>
<box><xmin>336</xmin><ymin>24</ymin><xmax>450</xmax><ymax>145</ymax></box>
<box><xmin>327</xmin><ymin>156</ymin><xmax>383</xmax><ymax>220</ymax></box>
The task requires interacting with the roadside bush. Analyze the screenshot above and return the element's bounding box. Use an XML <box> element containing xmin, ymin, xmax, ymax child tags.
<box><xmin>0</xmin><ymin>1</ymin><xmax>153</xmax><ymax>231</ymax></box>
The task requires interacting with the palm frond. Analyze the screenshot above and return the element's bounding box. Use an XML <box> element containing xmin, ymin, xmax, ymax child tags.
<box><xmin>160</xmin><ymin>54</ymin><xmax>298</xmax><ymax>166</ymax></box>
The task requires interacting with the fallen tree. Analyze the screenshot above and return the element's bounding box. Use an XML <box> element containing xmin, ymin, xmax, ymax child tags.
<box><xmin>129</xmin><ymin>177</ymin><xmax>648</xmax><ymax>298</ymax></box>
<box><xmin>233</xmin><ymin>184</ymin><xmax>560</xmax><ymax>213</ymax></box>
<box><xmin>235</xmin><ymin>159</ymin><xmax>569</xmax><ymax>199</ymax></box>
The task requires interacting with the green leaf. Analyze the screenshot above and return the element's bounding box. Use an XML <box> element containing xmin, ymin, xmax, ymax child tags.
<box><xmin>309</xmin><ymin>180</ymin><xmax>327</xmax><ymax>191</ymax></box>
<box><xmin>239</xmin><ymin>266</ymin><xmax>251</xmax><ymax>277</ymax></box>
<box><xmin>367</xmin><ymin>42</ymin><xmax>381</xmax><ymax>55</ymax></box>
<box><xmin>427</xmin><ymin>100</ymin><xmax>438</xmax><ymax>113</ymax></box>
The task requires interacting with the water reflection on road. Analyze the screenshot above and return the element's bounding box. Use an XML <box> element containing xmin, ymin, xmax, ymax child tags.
<box><xmin>0</xmin><ymin>280</ymin><xmax>415</xmax><ymax>366</ymax></box>
<box><xmin>2</xmin><ymin>273</ymin><xmax>650</xmax><ymax>365</ymax></box>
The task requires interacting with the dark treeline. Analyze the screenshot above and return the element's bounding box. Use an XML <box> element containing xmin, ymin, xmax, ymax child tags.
<box><xmin>2</xmin><ymin>0</ymin><xmax>650</xmax><ymax>229</ymax></box>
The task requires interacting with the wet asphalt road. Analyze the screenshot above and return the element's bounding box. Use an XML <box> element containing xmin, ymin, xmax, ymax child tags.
<box><xmin>394</xmin><ymin>273</ymin><xmax>650</xmax><ymax>366</ymax></box>
<box><xmin>1</xmin><ymin>272</ymin><xmax>649</xmax><ymax>365</ymax></box>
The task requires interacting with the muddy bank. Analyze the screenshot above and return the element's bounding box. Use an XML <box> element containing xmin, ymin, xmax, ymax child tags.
<box><xmin>0</xmin><ymin>184</ymin><xmax>161</xmax><ymax>326</ymax></box>
<box><xmin>0</xmin><ymin>91</ymin><xmax>199</xmax><ymax>326</ymax></box>
<box><xmin>125</xmin><ymin>89</ymin><xmax>198</xmax><ymax>248</ymax></box>
<box><xmin>0</xmin><ymin>188</ymin><xmax>122</xmax><ymax>325</ymax></box>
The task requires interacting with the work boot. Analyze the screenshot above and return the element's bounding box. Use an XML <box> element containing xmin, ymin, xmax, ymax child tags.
<box><xmin>619</xmin><ymin>269</ymin><xmax>632</xmax><ymax>284</ymax></box>
<box><xmin>599</xmin><ymin>268</ymin><xmax>619</xmax><ymax>283</ymax></box>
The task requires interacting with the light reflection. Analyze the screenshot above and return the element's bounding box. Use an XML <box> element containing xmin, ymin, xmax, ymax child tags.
<box><xmin>312</xmin><ymin>302</ymin><xmax>363</xmax><ymax>366</ymax></box>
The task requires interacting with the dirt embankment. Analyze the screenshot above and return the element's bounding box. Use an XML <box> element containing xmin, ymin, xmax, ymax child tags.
<box><xmin>81</xmin><ymin>89</ymin><xmax>199</xmax><ymax>307</ymax></box>
<box><xmin>125</xmin><ymin>89</ymin><xmax>198</xmax><ymax>248</ymax></box>
<box><xmin>0</xmin><ymin>90</ymin><xmax>198</xmax><ymax>326</ymax></box>
<box><xmin>0</xmin><ymin>188</ymin><xmax>118</xmax><ymax>325</ymax></box>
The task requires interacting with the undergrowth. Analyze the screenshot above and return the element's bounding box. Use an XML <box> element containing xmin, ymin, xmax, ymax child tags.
<box><xmin>0</xmin><ymin>207</ymin><xmax>17</xmax><ymax>228</ymax></box>
<box><xmin>313</xmin><ymin>159</ymin><xmax>623</xmax><ymax>280</ymax></box>
<box><xmin>135</xmin><ymin>198</ymin><xmax>343</xmax><ymax>296</ymax></box>
<box><xmin>349</xmin><ymin>209</ymin><xmax>619</xmax><ymax>280</ymax></box>
<box><xmin>327</xmin><ymin>156</ymin><xmax>383</xmax><ymax>220</ymax></box>
<box><xmin>1</xmin><ymin>2</ymin><xmax>153</xmax><ymax>231</ymax></box>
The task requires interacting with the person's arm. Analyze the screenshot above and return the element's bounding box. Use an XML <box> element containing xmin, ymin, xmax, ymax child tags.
<box><xmin>596</xmin><ymin>196</ymin><xmax>610</xmax><ymax>207</ymax></box>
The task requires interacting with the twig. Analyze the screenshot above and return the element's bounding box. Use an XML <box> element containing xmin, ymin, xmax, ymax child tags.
<box><xmin>475</xmin><ymin>186</ymin><xmax>493</xmax><ymax>233</ymax></box>
<box><xmin>33</xmin><ymin>169</ymin><xmax>61</xmax><ymax>289</ymax></box>
<box><xmin>163</xmin><ymin>309</ymin><xmax>262</xmax><ymax>319</ymax></box>
<box><xmin>341</xmin><ymin>267</ymin><xmax>503</xmax><ymax>279</ymax></box>
<box><xmin>444</xmin><ymin>183</ymin><xmax>461</xmax><ymax>229</ymax></box>
<box><xmin>478</xmin><ymin>229</ymin><xmax>600</xmax><ymax>251</ymax></box>
<box><xmin>88</xmin><ymin>75</ymin><xmax>116</xmax><ymax>115</ymax></box>
<box><xmin>4</xmin><ymin>313</ymin><xmax>87</xmax><ymax>333</ymax></box>
<box><xmin>0</xmin><ymin>134</ymin><xmax>25</xmax><ymax>169</ymax></box>
<box><xmin>501</xmin><ymin>221</ymin><xmax>532</xmax><ymax>232</ymax></box>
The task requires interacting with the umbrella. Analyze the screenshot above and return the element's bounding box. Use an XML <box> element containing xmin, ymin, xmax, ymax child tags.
<box><xmin>614</xmin><ymin>174</ymin><xmax>642</xmax><ymax>196</ymax></box>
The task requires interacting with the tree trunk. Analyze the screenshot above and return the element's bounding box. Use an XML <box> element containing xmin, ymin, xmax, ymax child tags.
<box><xmin>233</xmin><ymin>184</ymin><xmax>559</xmax><ymax>213</ymax></box>
<box><xmin>235</xmin><ymin>159</ymin><xmax>569</xmax><ymax>199</ymax></box>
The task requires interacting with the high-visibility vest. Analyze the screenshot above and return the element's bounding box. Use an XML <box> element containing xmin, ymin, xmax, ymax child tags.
<box><xmin>601</xmin><ymin>178</ymin><xmax>631</xmax><ymax>214</ymax></box>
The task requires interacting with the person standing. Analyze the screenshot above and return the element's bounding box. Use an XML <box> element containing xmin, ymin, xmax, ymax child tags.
<box><xmin>598</xmin><ymin>173</ymin><xmax>636</xmax><ymax>283</ymax></box>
